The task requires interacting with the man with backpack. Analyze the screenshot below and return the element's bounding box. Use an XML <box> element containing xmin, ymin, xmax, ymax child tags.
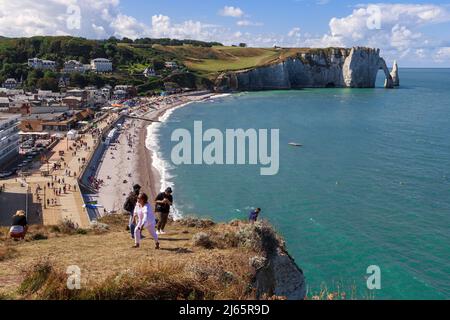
<box><xmin>124</xmin><ymin>184</ymin><xmax>141</xmax><ymax>238</ymax></box>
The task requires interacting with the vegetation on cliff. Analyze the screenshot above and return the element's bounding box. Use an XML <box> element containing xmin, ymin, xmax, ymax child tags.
<box><xmin>0</xmin><ymin>215</ymin><xmax>304</xmax><ymax>300</ymax></box>
<box><xmin>0</xmin><ymin>36</ymin><xmax>351</xmax><ymax>94</ymax></box>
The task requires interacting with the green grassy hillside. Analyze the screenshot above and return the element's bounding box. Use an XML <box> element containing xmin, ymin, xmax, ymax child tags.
<box><xmin>0</xmin><ymin>36</ymin><xmax>333</xmax><ymax>94</ymax></box>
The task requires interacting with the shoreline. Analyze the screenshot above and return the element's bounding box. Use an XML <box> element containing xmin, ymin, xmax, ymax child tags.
<box><xmin>94</xmin><ymin>92</ymin><xmax>229</xmax><ymax>216</ymax></box>
<box><xmin>138</xmin><ymin>92</ymin><xmax>230</xmax><ymax>217</ymax></box>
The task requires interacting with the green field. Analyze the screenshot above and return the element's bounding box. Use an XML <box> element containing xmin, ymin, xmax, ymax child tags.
<box><xmin>152</xmin><ymin>45</ymin><xmax>306</xmax><ymax>76</ymax></box>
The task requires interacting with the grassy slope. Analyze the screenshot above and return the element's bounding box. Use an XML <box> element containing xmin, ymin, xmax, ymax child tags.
<box><xmin>0</xmin><ymin>216</ymin><xmax>259</xmax><ymax>299</ymax></box>
<box><xmin>152</xmin><ymin>45</ymin><xmax>311</xmax><ymax>79</ymax></box>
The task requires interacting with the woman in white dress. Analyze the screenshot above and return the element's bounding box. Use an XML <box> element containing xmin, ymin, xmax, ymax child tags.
<box><xmin>132</xmin><ymin>193</ymin><xmax>160</xmax><ymax>249</ymax></box>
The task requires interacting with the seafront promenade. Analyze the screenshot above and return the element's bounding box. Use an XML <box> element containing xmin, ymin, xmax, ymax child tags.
<box><xmin>0</xmin><ymin>112</ymin><xmax>118</xmax><ymax>228</ymax></box>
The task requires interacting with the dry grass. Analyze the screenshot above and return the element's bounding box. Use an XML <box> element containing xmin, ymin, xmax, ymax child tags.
<box><xmin>0</xmin><ymin>217</ymin><xmax>279</xmax><ymax>300</ymax></box>
<box><xmin>0</xmin><ymin>246</ymin><xmax>18</xmax><ymax>262</ymax></box>
<box><xmin>306</xmin><ymin>282</ymin><xmax>373</xmax><ymax>300</ymax></box>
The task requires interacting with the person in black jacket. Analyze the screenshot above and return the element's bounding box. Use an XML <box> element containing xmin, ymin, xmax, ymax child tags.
<box><xmin>155</xmin><ymin>187</ymin><xmax>173</xmax><ymax>234</ymax></box>
<box><xmin>9</xmin><ymin>210</ymin><xmax>28</xmax><ymax>240</ymax></box>
<box><xmin>123</xmin><ymin>184</ymin><xmax>141</xmax><ymax>238</ymax></box>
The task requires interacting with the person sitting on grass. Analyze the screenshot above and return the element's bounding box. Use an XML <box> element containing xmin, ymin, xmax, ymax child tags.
<box><xmin>9</xmin><ymin>210</ymin><xmax>28</xmax><ymax>240</ymax></box>
<box><xmin>132</xmin><ymin>193</ymin><xmax>159</xmax><ymax>250</ymax></box>
<box><xmin>249</xmin><ymin>208</ymin><xmax>261</xmax><ymax>224</ymax></box>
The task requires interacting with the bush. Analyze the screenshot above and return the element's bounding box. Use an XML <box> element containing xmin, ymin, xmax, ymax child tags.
<box><xmin>0</xmin><ymin>246</ymin><xmax>18</xmax><ymax>262</ymax></box>
<box><xmin>56</xmin><ymin>219</ymin><xmax>79</xmax><ymax>235</ymax></box>
<box><xmin>178</xmin><ymin>217</ymin><xmax>215</xmax><ymax>228</ymax></box>
<box><xmin>18</xmin><ymin>260</ymin><xmax>53</xmax><ymax>295</ymax></box>
<box><xmin>31</xmin><ymin>233</ymin><xmax>48</xmax><ymax>241</ymax></box>
<box><xmin>236</xmin><ymin>221</ymin><xmax>283</xmax><ymax>255</ymax></box>
<box><xmin>192</xmin><ymin>232</ymin><xmax>214</xmax><ymax>249</ymax></box>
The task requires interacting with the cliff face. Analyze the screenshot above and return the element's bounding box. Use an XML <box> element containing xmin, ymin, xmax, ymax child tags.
<box><xmin>215</xmin><ymin>47</ymin><xmax>396</xmax><ymax>91</ymax></box>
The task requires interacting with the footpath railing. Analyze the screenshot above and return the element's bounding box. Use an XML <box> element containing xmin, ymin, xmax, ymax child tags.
<box><xmin>76</xmin><ymin>115</ymin><xmax>125</xmax><ymax>223</ymax></box>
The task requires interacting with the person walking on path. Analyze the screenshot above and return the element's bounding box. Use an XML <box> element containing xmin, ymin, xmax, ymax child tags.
<box><xmin>123</xmin><ymin>184</ymin><xmax>141</xmax><ymax>238</ymax></box>
<box><xmin>132</xmin><ymin>193</ymin><xmax>159</xmax><ymax>249</ymax></box>
<box><xmin>155</xmin><ymin>187</ymin><xmax>173</xmax><ymax>235</ymax></box>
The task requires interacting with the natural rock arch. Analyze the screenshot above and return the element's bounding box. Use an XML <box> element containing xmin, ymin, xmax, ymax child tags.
<box><xmin>379</xmin><ymin>58</ymin><xmax>394</xmax><ymax>88</ymax></box>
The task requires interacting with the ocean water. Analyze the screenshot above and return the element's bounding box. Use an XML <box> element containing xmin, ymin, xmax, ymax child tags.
<box><xmin>152</xmin><ymin>69</ymin><xmax>450</xmax><ymax>299</ymax></box>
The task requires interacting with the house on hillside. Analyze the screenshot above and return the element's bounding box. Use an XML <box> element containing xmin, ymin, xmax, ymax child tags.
<box><xmin>28</xmin><ymin>57</ymin><xmax>56</xmax><ymax>70</ymax></box>
<box><xmin>91</xmin><ymin>58</ymin><xmax>113</xmax><ymax>73</ymax></box>
<box><xmin>143</xmin><ymin>67</ymin><xmax>156</xmax><ymax>78</ymax></box>
<box><xmin>3</xmin><ymin>78</ymin><xmax>18</xmax><ymax>89</ymax></box>
<box><xmin>164</xmin><ymin>61</ymin><xmax>178</xmax><ymax>69</ymax></box>
<box><xmin>63</xmin><ymin>60</ymin><xmax>87</xmax><ymax>73</ymax></box>
<box><xmin>0</xmin><ymin>97</ymin><xmax>10</xmax><ymax>111</ymax></box>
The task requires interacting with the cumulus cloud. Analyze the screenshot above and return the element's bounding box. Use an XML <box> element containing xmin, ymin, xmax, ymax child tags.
<box><xmin>1</xmin><ymin>1</ymin><xmax>450</xmax><ymax>65</ymax></box>
<box><xmin>286</xmin><ymin>3</ymin><xmax>450</xmax><ymax>65</ymax></box>
<box><xmin>237</xmin><ymin>20</ymin><xmax>263</xmax><ymax>27</ymax></box>
<box><xmin>434</xmin><ymin>47</ymin><xmax>450</xmax><ymax>62</ymax></box>
<box><xmin>150</xmin><ymin>14</ymin><xmax>219</xmax><ymax>40</ymax></box>
<box><xmin>219</xmin><ymin>6</ymin><xmax>244</xmax><ymax>18</ymax></box>
<box><xmin>0</xmin><ymin>0</ymin><xmax>127</xmax><ymax>38</ymax></box>
<box><xmin>288</xmin><ymin>27</ymin><xmax>301</xmax><ymax>38</ymax></box>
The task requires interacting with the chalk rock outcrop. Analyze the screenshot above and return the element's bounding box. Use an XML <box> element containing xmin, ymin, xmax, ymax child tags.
<box><xmin>391</xmin><ymin>60</ymin><xmax>400</xmax><ymax>86</ymax></box>
<box><xmin>215</xmin><ymin>47</ymin><xmax>397</xmax><ymax>92</ymax></box>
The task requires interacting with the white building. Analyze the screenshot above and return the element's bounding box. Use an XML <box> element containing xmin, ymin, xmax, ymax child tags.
<box><xmin>0</xmin><ymin>97</ymin><xmax>10</xmax><ymax>111</ymax></box>
<box><xmin>143</xmin><ymin>67</ymin><xmax>156</xmax><ymax>78</ymax></box>
<box><xmin>0</xmin><ymin>114</ymin><xmax>20</xmax><ymax>166</ymax></box>
<box><xmin>165</xmin><ymin>61</ymin><xmax>178</xmax><ymax>69</ymax></box>
<box><xmin>63</xmin><ymin>60</ymin><xmax>87</xmax><ymax>73</ymax></box>
<box><xmin>3</xmin><ymin>78</ymin><xmax>18</xmax><ymax>89</ymax></box>
<box><xmin>90</xmin><ymin>58</ymin><xmax>113</xmax><ymax>73</ymax></box>
<box><xmin>28</xmin><ymin>57</ymin><xmax>56</xmax><ymax>71</ymax></box>
<box><xmin>101</xmin><ymin>87</ymin><xmax>111</xmax><ymax>99</ymax></box>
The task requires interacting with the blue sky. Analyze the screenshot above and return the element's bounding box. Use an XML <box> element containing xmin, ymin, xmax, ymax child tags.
<box><xmin>0</xmin><ymin>0</ymin><xmax>450</xmax><ymax>66</ymax></box>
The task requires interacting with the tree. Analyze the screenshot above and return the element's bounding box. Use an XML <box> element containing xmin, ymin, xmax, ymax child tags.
<box><xmin>239</xmin><ymin>43</ymin><xmax>247</xmax><ymax>48</ymax></box>
<box><xmin>37</xmin><ymin>77</ymin><xmax>58</xmax><ymax>91</ymax></box>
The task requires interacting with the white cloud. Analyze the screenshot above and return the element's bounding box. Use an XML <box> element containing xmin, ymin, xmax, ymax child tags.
<box><xmin>237</xmin><ymin>20</ymin><xmax>263</xmax><ymax>27</ymax></box>
<box><xmin>0</xmin><ymin>0</ymin><xmax>134</xmax><ymax>39</ymax></box>
<box><xmin>288</xmin><ymin>27</ymin><xmax>301</xmax><ymax>38</ymax></box>
<box><xmin>150</xmin><ymin>14</ymin><xmax>217</xmax><ymax>40</ymax></box>
<box><xmin>219</xmin><ymin>6</ymin><xmax>244</xmax><ymax>18</ymax></box>
<box><xmin>434</xmin><ymin>47</ymin><xmax>450</xmax><ymax>62</ymax></box>
<box><xmin>291</xmin><ymin>4</ymin><xmax>450</xmax><ymax>65</ymax></box>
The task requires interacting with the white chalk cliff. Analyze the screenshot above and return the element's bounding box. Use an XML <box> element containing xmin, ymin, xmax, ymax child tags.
<box><xmin>391</xmin><ymin>60</ymin><xmax>400</xmax><ymax>86</ymax></box>
<box><xmin>215</xmin><ymin>47</ymin><xmax>398</xmax><ymax>92</ymax></box>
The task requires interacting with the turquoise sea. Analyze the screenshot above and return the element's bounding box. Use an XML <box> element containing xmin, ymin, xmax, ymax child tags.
<box><xmin>154</xmin><ymin>69</ymin><xmax>450</xmax><ymax>299</ymax></box>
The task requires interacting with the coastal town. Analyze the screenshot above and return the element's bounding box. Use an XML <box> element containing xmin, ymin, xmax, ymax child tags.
<box><xmin>0</xmin><ymin>54</ymin><xmax>212</xmax><ymax>228</ymax></box>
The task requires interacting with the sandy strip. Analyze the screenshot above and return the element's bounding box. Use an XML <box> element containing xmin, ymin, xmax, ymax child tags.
<box><xmin>95</xmin><ymin>92</ymin><xmax>227</xmax><ymax>214</ymax></box>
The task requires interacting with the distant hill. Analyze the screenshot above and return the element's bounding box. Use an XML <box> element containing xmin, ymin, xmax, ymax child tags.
<box><xmin>0</xmin><ymin>36</ymin><xmax>347</xmax><ymax>94</ymax></box>
<box><xmin>0</xmin><ymin>36</ymin><xmax>224</xmax><ymax>94</ymax></box>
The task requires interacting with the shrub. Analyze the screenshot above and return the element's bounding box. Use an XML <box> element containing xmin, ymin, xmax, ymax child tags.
<box><xmin>236</xmin><ymin>221</ymin><xmax>283</xmax><ymax>255</ymax></box>
<box><xmin>76</xmin><ymin>229</ymin><xmax>88</xmax><ymax>235</ymax></box>
<box><xmin>178</xmin><ymin>217</ymin><xmax>215</xmax><ymax>228</ymax></box>
<box><xmin>0</xmin><ymin>246</ymin><xmax>18</xmax><ymax>261</ymax></box>
<box><xmin>30</xmin><ymin>233</ymin><xmax>48</xmax><ymax>241</ymax></box>
<box><xmin>56</xmin><ymin>219</ymin><xmax>79</xmax><ymax>235</ymax></box>
<box><xmin>18</xmin><ymin>260</ymin><xmax>53</xmax><ymax>295</ymax></box>
<box><xmin>192</xmin><ymin>232</ymin><xmax>214</xmax><ymax>249</ymax></box>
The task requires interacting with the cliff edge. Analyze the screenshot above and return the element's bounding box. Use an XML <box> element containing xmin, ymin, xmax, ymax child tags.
<box><xmin>0</xmin><ymin>216</ymin><xmax>305</xmax><ymax>300</ymax></box>
<box><xmin>214</xmin><ymin>47</ymin><xmax>397</xmax><ymax>92</ymax></box>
